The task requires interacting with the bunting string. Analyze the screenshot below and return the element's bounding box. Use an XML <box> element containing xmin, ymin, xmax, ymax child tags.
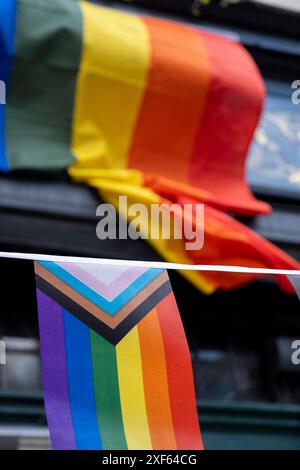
<box><xmin>0</xmin><ymin>251</ymin><xmax>299</xmax><ymax>450</ymax></box>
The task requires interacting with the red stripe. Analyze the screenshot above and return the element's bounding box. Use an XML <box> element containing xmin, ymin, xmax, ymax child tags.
<box><xmin>156</xmin><ymin>292</ymin><xmax>203</xmax><ymax>450</ymax></box>
<box><xmin>177</xmin><ymin>195</ymin><xmax>300</xmax><ymax>294</ymax></box>
<box><xmin>189</xmin><ymin>31</ymin><xmax>268</xmax><ymax>216</ymax></box>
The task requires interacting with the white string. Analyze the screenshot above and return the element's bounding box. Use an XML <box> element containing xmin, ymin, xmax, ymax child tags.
<box><xmin>0</xmin><ymin>250</ymin><xmax>299</xmax><ymax>276</ymax></box>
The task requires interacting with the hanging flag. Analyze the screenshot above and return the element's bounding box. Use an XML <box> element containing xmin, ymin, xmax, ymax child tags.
<box><xmin>2</xmin><ymin>0</ymin><xmax>300</xmax><ymax>294</ymax></box>
<box><xmin>34</xmin><ymin>261</ymin><xmax>203</xmax><ymax>450</ymax></box>
<box><xmin>3</xmin><ymin>0</ymin><xmax>268</xmax><ymax>215</ymax></box>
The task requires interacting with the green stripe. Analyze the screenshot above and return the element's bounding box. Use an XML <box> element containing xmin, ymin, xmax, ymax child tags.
<box><xmin>90</xmin><ymin>329</ymin><xmax>128</xmax><ymax>450</ymax></box>
<box><xmin>6</xmin><ymin>0</ymin><xmax>82</xmax><ymax>170</ymax></box>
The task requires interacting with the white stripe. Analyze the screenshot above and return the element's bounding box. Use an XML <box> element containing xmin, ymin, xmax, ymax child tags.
<box><xmin>0</xmin><ymin>250</ymin><xmax>299</xmax><ymax>276</ymax></box>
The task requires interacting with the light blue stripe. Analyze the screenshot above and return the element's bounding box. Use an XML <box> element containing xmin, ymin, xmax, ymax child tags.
<box><xmin>0</xmin><ymin>0</ymin><xmax>17</xmax><ymax>171</ymax></box>
<box><xmin>39</xmin><ymin>261</ymin><xmax>163</xmax><ymax>315</ymax></box>
<box><xmin>63</xmin><ymin>309</ymin><xmax>102</xmax><ymax>450</ymax></box>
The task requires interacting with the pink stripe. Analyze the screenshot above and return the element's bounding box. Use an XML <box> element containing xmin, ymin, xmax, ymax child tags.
<box><xmin>57</xmin><ymin>263</ymin><xmax>148</xmax><ymax>301</ymax></box>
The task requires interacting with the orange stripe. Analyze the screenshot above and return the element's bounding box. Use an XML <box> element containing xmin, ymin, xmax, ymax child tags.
<box><xmin>138</xmin><ymin>309</ymin><xmax>177</xmax><ymax>450</ymax></box>
<box><xmin>128</xmin><ymin>17</ymin><xmax>210</xmax><ymax>183</ymax></box>
<box><xmin>156</xmin><ymin>293</ymin><xmax>203</xmax><ymax>450</ymax></box>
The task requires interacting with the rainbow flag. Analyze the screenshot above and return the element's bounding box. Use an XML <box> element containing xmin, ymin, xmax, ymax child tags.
<box><xmin>34</xmin><ymin>261</ymin><xmax>203</xmax><ymax>450</ymax></box>
<box><xmin>1</xmin><ymin>0</ymin><xmax>299</xmax><ymax>294</ymax></box>
<box><xmin>1</xmin><ymin>0</ymin><xmax>267</xmax><ymax>214</ymax></box>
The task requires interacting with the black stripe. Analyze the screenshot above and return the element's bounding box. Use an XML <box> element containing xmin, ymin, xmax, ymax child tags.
<box><xmin>35</xmin><ymin>275</ymin><xmax>172</xmax><ymax>344</ymax></box>
<box><xmin>36</xmin><ymin>275</ymin><xmax>116</xmax><ymax>342</ymax></box>
<box><xmin>112</xmin><ymin>281</ymin><xmax>172</xmax><ymax>344</ymax></box>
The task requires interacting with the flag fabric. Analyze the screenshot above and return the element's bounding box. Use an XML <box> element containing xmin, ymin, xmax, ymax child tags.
<box><xmin>2</xmin><ymin>0</ymin><xmax>267</xmax><ymax>216</ymax></box>
<box><xmin>34</xmin><ymin>261</ymin><xmax>203</xmax><ymax>450</ymax></box>
<box><xmin>1</xmin><ymin>0</ymin><xmax>300</xmax><ymax>294</ymax></box>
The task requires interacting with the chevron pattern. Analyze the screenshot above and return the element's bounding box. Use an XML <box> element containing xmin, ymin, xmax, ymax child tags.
<box><xmin>35</xmin><ymin>261</ymin><xmax>172</xmax><ymax>344</ymax></box>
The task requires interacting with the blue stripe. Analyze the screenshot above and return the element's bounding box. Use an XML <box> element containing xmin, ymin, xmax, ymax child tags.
<box><xmin>39</xmin><ymin>262</ymin><xmax>163</xmax><ymax>315</ymax></box>
<box><xmin>63</xmin><ymin>310</ymin><xmax>102</xmax><ymax>450</ymax></box>
<box><xmin>0</xmin><ymin>0</ymin><xmax>17</xmax><ymax>171</ymax></box>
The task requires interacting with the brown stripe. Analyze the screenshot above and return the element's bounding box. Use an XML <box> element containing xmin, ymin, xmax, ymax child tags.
<box><xmin>34</xmin><ymin>262</ymin><xmax>168</xmax><ymax>329</ymax></box>
<box><xmin>110</xmin><ymin>271</ymin><xmax>168</xmax><ymax>327</ymax></box>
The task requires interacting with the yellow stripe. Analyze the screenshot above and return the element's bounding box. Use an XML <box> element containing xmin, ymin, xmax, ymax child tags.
<box><xmin>69</xmin><ymin>1</ymin><xmax>213</xmax><ymax>295</ymax></box>
<box><xmin>116</xmin><ymin>326</ymin><xmax>152</xmax><ymax>450</ymax></box>
<box><xmin>69</xmin><ymin>165</ymin><xmax>213</xmax><ymax>294</ymax></box>
<box><xmin>101</xmin><ymin>188</ymin><xmax>214</xmax><ymax>294</ymax></box>
<box><xmin>71</xmin><ymin>2</ymin><xmax>150</xmax><ymax>169</ymax></box>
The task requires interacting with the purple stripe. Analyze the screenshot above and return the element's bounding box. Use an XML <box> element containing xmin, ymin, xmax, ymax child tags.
<box><xmin>57</xmin><ymin>263</ymin><xmax>147</xmax><ymax>300</ymax></box>
<box><xmin>36</xmin><ymin>289</ymin><xmax>76</xmax><ymax>450</ymax></box>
